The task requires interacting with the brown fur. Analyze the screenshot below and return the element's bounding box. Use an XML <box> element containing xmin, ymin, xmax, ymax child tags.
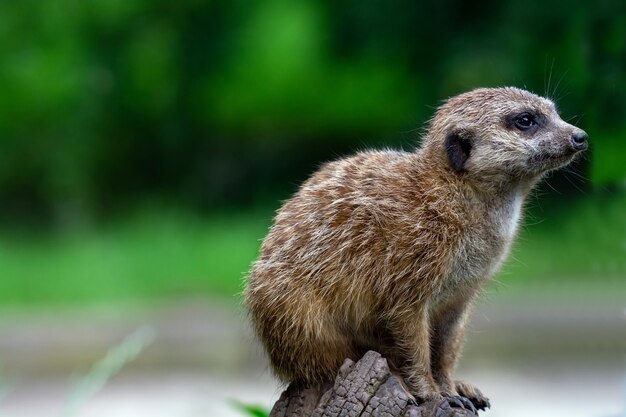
<box><xmin>245</xmin><ymin>87</ymin><xmax>587</xmax><ymax>403</ymax></box>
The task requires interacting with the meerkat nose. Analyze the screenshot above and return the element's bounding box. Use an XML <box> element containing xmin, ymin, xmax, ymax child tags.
<box><xmin>570</xmin><ymin>130</ymin><xmax>588</xmax><ymax>151</ymax></box>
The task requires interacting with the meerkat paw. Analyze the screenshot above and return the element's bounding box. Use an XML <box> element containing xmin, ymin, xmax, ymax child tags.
<box><xmin>455</xmin><ymin>380</ymin><xmax>490</xmax><ymax>411</ymax></box>
<box><xmin>417</xmin><ymin>391</ymin><xmax>477</xmax><ymax>414</ymax></box>
<box><xmin>440</xmin><ymin>391</ymin><xmax>478</xmax><ymax>414</ymax></box>
<box><xmin>402</xmin><ymin>378</ymin><xmax>477</xmax><ymax>412</ymax></box>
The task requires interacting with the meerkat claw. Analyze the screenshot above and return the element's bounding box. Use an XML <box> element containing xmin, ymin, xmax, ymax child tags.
<box><xmin>458</xmin><ymin>396</ymin><xmax>478</xmax><ymax>414</ymax></box>
<box><xmin>473</xmin><ymin>395</ymin><xmax>490</xmax><ymax>411</ymax></box>
<box><xmin>444</xmin><ymin>395</ymin><xmax>465</xmax><ymax>409</ymax></box>
<box><xmin>455</xmin><ymin>381</ymin><xmax>490</xmax><ymax>411</ymax></box>
<box><xmin>441</xmin><ymin>392</ymin><xmax>477</xmax><ymax>413</ymax></box>
<box><xmin>468</xmin><ymin>392</ymin><xmax>490</xmax><ymax>410</ymax></box>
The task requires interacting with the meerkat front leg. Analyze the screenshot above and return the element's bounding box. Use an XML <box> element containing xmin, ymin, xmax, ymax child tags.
<box><xmin>387</xmin><ymin>308</ymin><xmax>440</xmax><ymax>402</ymax></box>
<box><xmin>430</xmin><ymin>298</ymin><xmax>490</xmax><ymax>411</ymax></box>
<box><xmin>388</xmin><ymin>308</ymin><xmax>473</xmax><ymax>411</ymax></box>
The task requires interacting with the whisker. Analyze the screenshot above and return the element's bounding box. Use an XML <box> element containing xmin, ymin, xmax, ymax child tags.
<box><xmin>542</xmin><ymin>175</ymin><xmax>561</xmax><ymax>194</ymax></box>
<box><xmin>547</xmin><ymin>58</ymin><xmax>555</xmax><ymax>99</ymax></box>
<box><xmin>543</xmin><ymin>55</ymin><xmax>548</xmax><ymax>97</ymax></box>
<box><xmin>565</xmin><ymin>113</ymin><xmax>581</xmax><ymax>123</ymax></box>
<box><xmin>563</xmin><ymin>171</ymin><xmax>587</xmax><ymax>194</ymax></box>
<box><xmin>573</xmin><ymin>114</ymin><xmax>584</xmax><ymax>125</ymax></box>
<box><xmin>563</xmin><ymin>165</ymin><xmax>590</xmax><ymax>182</ymax></box>
<box><xmin>552</xmin><ymin>69</ymin><xmax>568</xmax><ymax>100</ymax></box>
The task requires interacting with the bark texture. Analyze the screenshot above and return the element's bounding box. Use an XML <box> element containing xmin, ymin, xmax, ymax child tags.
<box><xmin>269</xmin><ymin>351</ymin><xmax>478</xmax><ymax>417</ymax></box>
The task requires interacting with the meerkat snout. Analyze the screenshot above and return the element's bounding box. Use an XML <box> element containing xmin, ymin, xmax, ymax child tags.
<box><xmin>570</xmin><ymin>130</ymin><xmax>589</xmax><ymax>150</ymax></box>
<box><xmin>520</xmin><ymin>115</ymin><xmax>588</xmax><ymax>175</ymax></box>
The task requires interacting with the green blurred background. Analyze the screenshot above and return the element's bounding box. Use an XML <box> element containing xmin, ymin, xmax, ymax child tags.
<box><xmin>0</xmin><ymin>1</ymin><xmax>625</xmax><ymax>416</ymax></box>
<box><xmin>0</xmin><ymin>0</ymin><xmax>624</xmax><ymax>307</ymax></box>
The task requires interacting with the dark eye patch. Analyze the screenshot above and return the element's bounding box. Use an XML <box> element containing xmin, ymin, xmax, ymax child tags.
<box><xmin>504</xmin><ymin>110</ymin><xmax>544</xmax><ymax>132</ymax></box>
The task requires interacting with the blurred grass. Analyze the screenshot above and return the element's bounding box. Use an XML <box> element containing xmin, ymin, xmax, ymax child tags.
<box><xmin>61</xmin><ymin>326</ymin><xmax>156</xmax><ymax>417</ymax></box>
<box><xmin>0</xmin><ymin>192</ymin><xmax>624</xmax><ymax>308</ymax></box>
<box><xmin>0</xmin><ymin>206</ymin><xmax>273</xmax><ymax>307</ymax></box>
<box><xmin>231</xmin><ymin>402</ymin><xmax>270</xmax><ymax>417</ymax></box>
<box><xmin>502</xmin><ymin>190</ymin><xmax>626</xmax><ymax>290</ymax></box>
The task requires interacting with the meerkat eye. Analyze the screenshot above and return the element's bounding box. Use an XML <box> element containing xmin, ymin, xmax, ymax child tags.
<box><xmin>513</xmin><ymin>113</ymin><xmax>536</xmax><ymax>130</ymax></box>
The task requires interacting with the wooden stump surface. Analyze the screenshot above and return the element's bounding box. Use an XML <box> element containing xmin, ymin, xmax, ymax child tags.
<box><xmin>269</xmin><ymin>351</ymin><xmax>478</xmax><ymax>417</ymax></box>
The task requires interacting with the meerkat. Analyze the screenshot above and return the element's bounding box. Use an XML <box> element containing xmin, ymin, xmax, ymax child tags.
<box><xmin>245</xmin><ymin>87</ymin><xmax>588</xmax><ymax>412</ymax></box>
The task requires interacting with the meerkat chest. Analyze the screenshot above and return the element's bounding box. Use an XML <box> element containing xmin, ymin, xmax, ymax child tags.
<box><xmin>448</xmin><ymin>190</ymin><xmax>524</xmax><ymax>286</ymax></box>
<box><xmin>496</xmin><ymin>191</ymin><xmax>523</xmax><ymax>242</ymax></box>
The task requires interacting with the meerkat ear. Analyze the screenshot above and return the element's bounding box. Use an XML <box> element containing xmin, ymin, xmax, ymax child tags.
<box><xmin>445</xmin><ymin>130</ymin><xmax>473</xmax><ymax>173</ymax></box>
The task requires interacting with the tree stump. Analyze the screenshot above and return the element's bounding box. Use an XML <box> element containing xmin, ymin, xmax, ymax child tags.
<box><xmin>269</xmin><ymin>351</ymin><xmax>478</xmax><ymax>417</ymax></box>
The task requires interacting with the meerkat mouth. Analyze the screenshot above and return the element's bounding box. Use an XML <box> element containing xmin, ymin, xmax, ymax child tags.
<box><xmin>532</xmin><ymin>149</ymin><xmax>580</xmax><ymax>172</ymax></box>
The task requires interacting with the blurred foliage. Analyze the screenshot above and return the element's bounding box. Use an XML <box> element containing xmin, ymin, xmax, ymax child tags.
<box><xmin>0</xmin><ymin>0</ymin><xmax>625</xmax><ymax>228</ymax></box>
<box><xmin>0</xmin><ymin>0</ymin><xmax>624</xmax><ymax>307</ymax></box>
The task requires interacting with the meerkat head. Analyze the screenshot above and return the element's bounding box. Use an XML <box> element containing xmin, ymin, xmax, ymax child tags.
<box><xmin>425</xmin><ymin>87</ymin><xmax>588</xmax><ymax>191</ymax></box>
